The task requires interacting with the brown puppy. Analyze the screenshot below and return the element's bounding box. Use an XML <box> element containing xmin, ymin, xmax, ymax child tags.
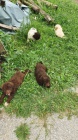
<box><xmin>0</xmin><ymin>69</ymin><xmax>30</xmax><ymax>106</ymax></box>
<box><xmin>35</xmin><ymin>62</ymin><xmax>50</xmax><ymax>88</ymax></box>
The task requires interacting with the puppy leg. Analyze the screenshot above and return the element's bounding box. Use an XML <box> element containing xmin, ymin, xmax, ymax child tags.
<box><xmin>4</xmin><ymin>102</ymin><xmax>9</xmax><ymax>107</ymax></box>
<box><xmin>0</xmin><ymin>93</ymin><xmax>6</xmax><ymax>104</ymax></box>
<box><xmin>6</xmin><ymin>94</ymin><xmax>14</xmax><ymax>104</ymax></box>
<box><xmin>4</xmin><ymin>95</ymin><xmax>14</xmax><ymax>107</ymax></box>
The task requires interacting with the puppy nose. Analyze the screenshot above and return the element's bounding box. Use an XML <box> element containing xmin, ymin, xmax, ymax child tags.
<box><xmin>47</xmin><ymin>85</ymin><xmax>50</xmax><ymax>88</ymax></box>
<box><xmin>46</xmin><ymin>84</ymin><xmax>50</xmax><ymax>88</ymax></box>
<box><xmin>6</xmin><ymin>90</ymin><xmax>11</xmax><ymax>96</ymax></box>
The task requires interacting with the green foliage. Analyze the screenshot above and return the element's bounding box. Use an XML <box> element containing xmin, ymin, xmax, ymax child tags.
<box><xmin>15</xmin><ymin>123</ymin><xmax>30</xmax><ymax>140</ymax></box>
<box><xmin>0</xmin><ymin>0</ymin><xmax>78</xmax><ymax>117</ymax></box>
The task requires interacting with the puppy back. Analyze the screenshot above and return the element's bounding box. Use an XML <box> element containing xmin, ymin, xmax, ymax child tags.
<box><xmin>35</xmin><ymin>62</ymin><xmax>47</xmax><ymax>72</ymax></box>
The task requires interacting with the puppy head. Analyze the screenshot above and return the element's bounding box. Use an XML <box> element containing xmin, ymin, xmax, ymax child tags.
<box><xmin>43</xmin><ymin>76</ymin><xmax>50</xmax><ymax>88</ymax></box>
<box><xmin>2</xmin><ymin>82</ymin><xmax>14</xmax><ymax>96</ymax></box>
<box><xmin>33</xmin><ymin>32</ymin><xmax>40</xmax><ymax>40</ymax></box>
<box><xmin>55</xmin><ymin>24</ymin><xmax>62</xmax><ymax>30</ymax></box>
<box><xmin>36</xmin><ymin>62</ymin><xmax>47</xmax><ymax>72</ymax></box>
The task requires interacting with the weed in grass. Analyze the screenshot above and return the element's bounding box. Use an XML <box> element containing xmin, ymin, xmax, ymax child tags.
<box><xmin>15</xmin><ymin>123</ymin><xmax>30</xmax><ymax>140</ymax></box>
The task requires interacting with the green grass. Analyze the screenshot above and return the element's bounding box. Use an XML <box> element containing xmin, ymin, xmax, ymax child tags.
<box><xmin>15</xmin><ymin>123</ymin><xmax>30</xmax><ymax>140</ymax></box>
<box><xmin>0</xmin><ymin>0</ymin><xmax>78</xmax><ymax>117</ymax></box>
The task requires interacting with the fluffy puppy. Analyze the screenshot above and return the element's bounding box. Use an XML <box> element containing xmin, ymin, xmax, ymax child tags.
<box><xmin>0</xmin><ymin>69</ymin><xmax>31</xmax><ymax>106</ymax></box>
<box><xmin>54</xmin><ymin>24</ymin><xmax>65</xmax><ymax>38</ymax></box>
<box><xmin>27</xmin><ymin>27</ymin><xmax>40</xmax><ymax>42</ymax></box>
<box><xmin>35</xmin><ymin>62</ymin><xmax>50</xmax><ymax>88</ymax></box>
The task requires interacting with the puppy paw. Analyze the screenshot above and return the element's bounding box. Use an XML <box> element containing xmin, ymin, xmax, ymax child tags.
<box><xmin>4</xmin><ymin>102</ymin><xmax>9</xmax><ymax>107</ymax></box>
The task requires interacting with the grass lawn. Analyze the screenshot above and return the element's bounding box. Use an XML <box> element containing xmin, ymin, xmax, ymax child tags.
<box><xmin>0</xmin><ymin>0</ymin><xmax>78</xmax><ymax>118</ymax></box>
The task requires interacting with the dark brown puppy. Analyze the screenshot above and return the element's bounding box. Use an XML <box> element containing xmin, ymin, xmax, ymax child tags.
<box><xmin>0</xmin><ymin>69</ymin><xmax>30</xmax><ymax>105</ymax></box>
<box><xmin>35</xmin><ymin>62</ymin><xmax>50</xmax><ymax>88</ymax></box>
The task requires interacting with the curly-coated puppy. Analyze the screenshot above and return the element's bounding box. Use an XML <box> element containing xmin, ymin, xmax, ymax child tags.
<box><xmin>35</xmin><ymin>62</ymin><xmax>50</xmax><ymax>88</ymax></box>
<box><xmin>27</xmin><ymin>27</ymin><xmax>40</xmax><ymax>42</ymax></box>
<box><xmin>54</xmin><ymin>24</ymin><xmax>65</xmax><ymax>38</ymax></box>
<box><xmin>0</xmin><ymin>69</ymin><xmax>31</xmax><ymax>106</ymax></box>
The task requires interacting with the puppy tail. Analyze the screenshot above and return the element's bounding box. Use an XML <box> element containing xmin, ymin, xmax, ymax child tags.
<box><xmin>23</xmin><ymin>69</ymin><xmax>31</xmax><ymax>74</ymax></box>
